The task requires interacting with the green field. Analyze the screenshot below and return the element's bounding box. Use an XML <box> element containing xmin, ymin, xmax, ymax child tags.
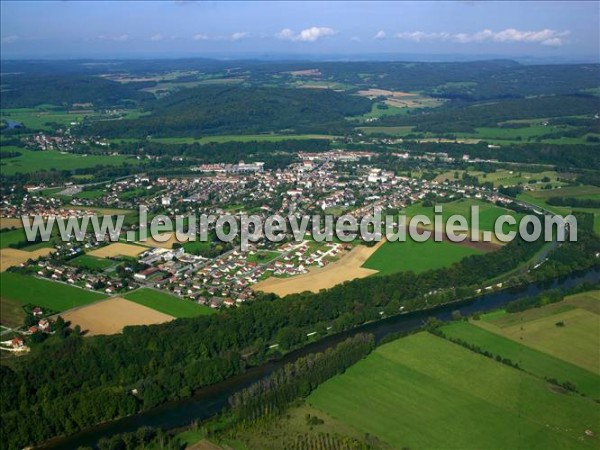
<box><xmin>441</xmin><ymin>321</ymin><xmax>600</xmax><ymax>399</ymax></box>
<box><xmin>74</xmin><ymin>189</ymin><xmax>106</xmax><ymax>200</ymax></box>
<box><xmin>142</xmin><ymin>134</ymin><xmax>336</xmax><ymax>145</ymax></box>
<box><xmin>473</xmin><ymin>291</ymin><xmax>600</xmax><ymax>375</ymax></box>
<box><xmin>68</xmin><ymin>254</ymin><xmax>115</xmax><ymax>270</ymax></box>
<box><xmin>358</xmin><ymin>122</ymin><xmax>599</xmax><ymax>145</ymax></box>
<box><xmin>0</xmin><ymin>107</ymin><xmax>90</xmax><ymax>131</ymax></box>
<box><xmin>247</xmin><ymin>250</ymin><xmax>280</xmax><ymax>264</ymax></box>
<box><xmin>527</xmin><ymin>185</ymin><xmax>600</xmax><ymax>201</ymax></box>
<box><xmin>0</xmin><ymin>272</ymin><xmax>107</xmax><ymax>314</ymax></box>
<box><xmin>404</xmin><ymin>198</ymin><xmax>525</xmax><ymax>233</ymax></box>
<box><xmin>0</xmin><ymin>228</ymin><xmax>54</xmax><ymax>250</ymax></box>
<box><xmin>309</xmin><ymin>333</ymin><xmax>599</xmax><ymax>450</ymax></box>
<box><xmin>0</xmin><ymin>146</ymin><xmax>138</xmax><ymax>175</ymax></box>
<box><xmin>124</xmin><ymin>288</ymin><xmax>214</xmax><ymax>318</ymax></box>
<box><xmin>0</xmin><ymin>296</ymin><xmax>27</xmax><ymax>328</ymax></box>
<box><xmin>362</xmin><ymin>237</ymin><xmax>481</xmax><ymax>275</ymax></box>
<box><xmin>435</xmin><ymin>169</ymin><xmax>564</xmax><ymax>189</ymax></box>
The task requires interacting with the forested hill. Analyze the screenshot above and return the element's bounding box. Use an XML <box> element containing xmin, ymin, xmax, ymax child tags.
<box><xmin>374</xmin><ymin>94</ymin><xmax>600</xmax><ymax>133</ymax></box>
<box><xmin>83</xmin><ymin>86</ymin><xmax>373</xmax><ymax>137</ymax></box>
<box><xmin>0</xmin><ymin>74</ymin><xmax>153</xmax><ymax>108</ymax></box>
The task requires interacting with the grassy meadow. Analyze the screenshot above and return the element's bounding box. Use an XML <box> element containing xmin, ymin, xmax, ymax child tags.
<box><xmin>0</xmin><ymin>107</ymin><xmax>90</xmax><ymax>131</ymax></box>
<box><xmin>124</xmin><ymin>288</ymin><xmax>214</xmax><ymax>318</ymax></box>
<box><xmin>0</xmin><ymin>272</ymin><xmax>107</xmax><ymax>314</ymax></box>
<box><xmin>0</xmin><ymin>228</ymin><xmax>54</xmax><ymax>250</ymax></box>
<box><xmin>441</xmin><ymin>321</ymin><xmax>600</xmax><ymax>399</ymax></box>
<box><xmin>68</xmin><ymin>254</ymin><xmax>115</xmax><ymax>270</ymax></box>
<box><xmin>473</xmin><ymin>292</ymin><xmax>600</xmax><ymax>375</ymax></box>
<box><xmin>141</xmin><ymin>134</ymin><xmax>336</xmax><ymax>145</ymax></box>
<box><xmin>403</xmin><ymin>198</ymin><xmax>525</xmax><ymax>233</ymax></box>
<box><xmin>0</xmin><ymin>146</ymin><xmax>137</xmax><ymax>175</ymax></box>
<box><xmin>362</xmin><ymin>237</ymin><xmax>482</xmax><ymax>275</ymax></box>
<box><xmin>309</xmin><ymin>332</ymin><xmax>599</xmax><ymax>450</ymax></box>
<box><xmin>358</xmin><ymin>121</ymin><xmax>600</xmax><ymax>145</ymax></box>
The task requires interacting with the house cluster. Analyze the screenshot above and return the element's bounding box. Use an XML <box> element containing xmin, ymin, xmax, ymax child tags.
<box><xmin>35</xmin><ymin>260</ymin><xmax>134</xmax><ymax>295</ymax></box>
<box><xmin>192</xmin><ymin>161</ymin><xmax>265</xmax><ymax>173</ymax></box>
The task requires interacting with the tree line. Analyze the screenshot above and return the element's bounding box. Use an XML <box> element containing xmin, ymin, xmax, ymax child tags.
<box><xmin>1</xmin><ymin>214</ymin><xmax>599</xmax><ymax>449</ymax></box>
<box><xmin>228</xmin><ymin>334</ymin><xmax>374</xmax><ymax>421</ymax></box>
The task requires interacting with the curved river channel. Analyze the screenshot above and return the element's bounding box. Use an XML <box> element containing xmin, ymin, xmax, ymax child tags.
<box><xmin>40</xmin><ymin>268</ymin><xmax>599</xmax><ymax>449</ymax></box>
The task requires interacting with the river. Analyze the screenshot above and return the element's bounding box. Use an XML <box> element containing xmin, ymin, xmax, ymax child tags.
<box><xmin>39</xmin><ymin>268</ymin><xmax>600</xmax><ymax>449</ymax></box>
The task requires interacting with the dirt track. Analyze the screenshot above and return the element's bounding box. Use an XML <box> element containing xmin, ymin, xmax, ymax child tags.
<box><xmin>58</xmin><ymin>297</ymin><xmax>174</xmax><ymax>335</ymax></box>
<box><xmin>252</xmin><ymin>241</ymin><xmax>385</xmax><ymax>297</ymax></box>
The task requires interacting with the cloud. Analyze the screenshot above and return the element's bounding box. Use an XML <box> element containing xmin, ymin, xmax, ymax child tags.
<box><xmin>230</xmin><ymin>32</ymin><xmax>250</xmax><ymax>41</ymax></box>
<box><xmin>276</xmin><ymin>26</ymin><xmax>336</xmax><ymax>42</ymax></box>
<box><xmin>394</xmin><ymin>31</ymin><xmax>450</xmax><ymax>42</ymax></box>
<box><xmin>351</xmin><ymin>36</ymin><xmax>361</xmax><ymax>42</ymax></box>
<box><xmin>193</xmin><ymin>33</ymin><xmax>210</xmax><ymax>41</ymax></box>
<box><xmin>150</xmin><ymin>34</ymin><xmax>164</xmax><ymax>41</ymax></box>
<box><xmin>394</xmin><ymin>28</ymin><xmax>569</xmax><ymax>46</ymax></box>
<box><xmin>373</xmin><ymin>30</ymin><xmax>386</xmax><ymax>40</ymax></box>
<box><xmin>97</xmin><ymin>34</ymin><xmax>130</xmax><ymax>42</ymax></box>
<box><xmin>1</xmin><ymin>35</ymin><xmax>19</xmax><ymax>44</ymax></box>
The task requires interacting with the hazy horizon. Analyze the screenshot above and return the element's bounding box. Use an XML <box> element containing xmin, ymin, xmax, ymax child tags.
<box><xmin>1</xmin><ymin>1</ymin><xmax>598</xmax><ymax>62</ymax></box>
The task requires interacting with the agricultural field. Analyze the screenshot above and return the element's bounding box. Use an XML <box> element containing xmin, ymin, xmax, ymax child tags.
<box><xmin>404</xmin><ymin>198</ymin><xmax>525</xmax><ymax>233</ymax></box>
<box><xmin>252</xmin><ymin>242</ymin><xmax>382</xmax><ymax>296</ymax></box>
<box><xmin>124</xmin><ymin>288</ymin><xmax>214</xmax><ymax>318</ymax></box>
<box><xmin>355</xmin><ymin>89</ymin><xmax>445</xmax><ymax>110</ymax></box>
<box><xmin>309</xmin><ymin>332</ymin><xmax>599</xmax><ymax>450</ymax></box>
<box><xmin>0</xmin><ymin>107</ymin><xmax>90</xmax><ymax>131</ymax></box>
<box><xmin>0</xmin><ymin>248</ymin><xmax>55</xmax><ymax>272</ymax></box>
<box><xmin>212</xmin><ymin>402</ymin><xmax>387</xmax><ymax>450</ymax></box>
<box><xmin>362</xmin><ymin>237</ymin><xmax>483</xmax><ymax>275</ymax></box>
<box><xmin>88</xmin><ymin>243</ymin><xmax>147</xmax><ymax>258</ymax></box>
<box><xmin>441</xmin><ymin>321</ymin><xmax>600</xmax><ymax>399</ymax></box>
<box><xmin>518</xmin><ymin>190</ymin><xmax>600</xmax><ymax>235</ymax></box>
<box><xmin>142</xmin><ymin>134</ymin><xmax>336</xmax><ymax>145</ymax></box>
<box><xmin>0</xmin><ymin>218</ymin><xmax>23</xmax><ymax>229</ymax></box>
<box><xmin>0</xmin><ymin>296</ymin><xmax>27</xmax><ymax>329</ymax></box>
<box><xmin>0</xmin><ymin>272</ymin><xmax>107</xmax><ymax>316</ymax></box>
<box><xmin>58</xmin><ymin>297</ymin><xmax>175</xmax><ymax>336</ymax></box>
<box><xmin>73</xmin><ymin>189</ymin><xmax>106</xmax><ymax>200</ymax></box>
<box><xmin>434</xmin><ymin>169</ymin><xmax>565</xmax><ymax>189</ymax></box>
<box><xmin>0</xmin><ymin>228</ymin><xmax>54</xmax><ymax>249</ymax></box>
<box><xmin>0</xmin><ymin>146</ymin><xmax>137</xmax><ymax>175</ymax></box>
<box><xmin>525</xmin><ymin>185</ymin><xmax>600</xmax><ymax>202</ymax></box>
<box><xmin>473</xmin><ymin>291</ymin><xmax>600</xmax><ymax>375</ymax></box>
<box><xmin>67</xmin><ymin>254</ymin><xmax>115</xmax><ymax>270</ymax></box>
<box><xmin>358</xmin><ymin>121</ymin><xmax>600</xmax><ymax>145</ymax></box>
<box><xmin>136</xmin><ymin>232</ymin><xmax>189</xmax><ymax>249</ymax></box>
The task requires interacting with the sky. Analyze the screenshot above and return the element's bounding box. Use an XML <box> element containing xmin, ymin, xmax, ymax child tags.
<box><xmin>1</xmin><ymin>1</ymin><xmax>598</xmax><ymax>61</ymax></box>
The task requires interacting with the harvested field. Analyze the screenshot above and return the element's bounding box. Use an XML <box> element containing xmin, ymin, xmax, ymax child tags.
<box><xmin>137</xmin><ymin>232</ymin><xmax>192</xmax><ymax>249</ymax></box>
<box><xmin>0</xmin><ymin>218</ymin><xmax>23</xmax><ymax>229</ymax></box>
<box><xmin>0</xmin><ymin>248</ymin><xmax>54</xmax><ymax>271</ymax></box>
<box><xmin>88</xmin><ymin>243</ymin><xmax>146</xmax><ymax>258</ymax></box>
<box><xmin>479</xmin><ymin>309</ymin><xmax>600</xmax><ymax>374</ymax></box>
<box><xmin>356</xmin><ymin>89</ymin><xmax>444</xmax><ymax>109</ymax></box>
<box><xmin>252</xmin><ymin>241</ymin><xmax>384</xmax><ymax>296</ymax></box>
<box><xmin>59</xmin><ymin>297</ymin><xmax>175</xmax><ymax>336</ymax></box>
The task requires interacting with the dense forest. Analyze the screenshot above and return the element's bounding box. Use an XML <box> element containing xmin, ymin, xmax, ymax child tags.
<box><xmin>83</xmin><ymin>86</ymin><xmax>372</xmax><ymax>137</ymax></box>
<box><xmin>2</xmin><ymin>214</ymin><xmax>598</xmax><ymax>449</ymax></box>
<box><xmin>375</xmin><ymin>95</ymin><xmax>600</xmax><ymax>133</ymax></box>
<box><xmin>3</xmin><ymin>59</ymin><xmax>598</xmax><ymax>101</ymax></box>
<box><xmin>0</xmin><ymin>74</ymin><xmax>153</xmax><ymax>108</ymax></box>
